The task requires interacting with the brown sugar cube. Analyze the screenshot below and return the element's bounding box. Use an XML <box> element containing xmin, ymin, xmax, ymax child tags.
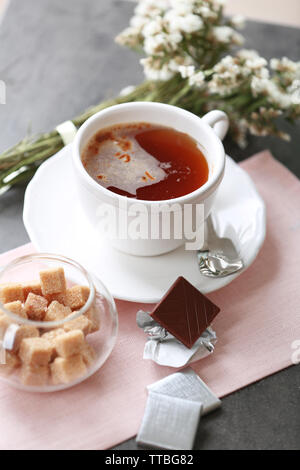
<box><xmin>0</xmin><ymin>302</ymin><xmax>26</xmax><ymax>334</ymax></box>
<box><xmin>40</xmin><ymin>268</ymin><xmax>66</xmax><ymax>296</ymax></box>
<box><xmin>65</xmin><ymin>286</ymin><xmax>90</xmax><ymax>310</ymax></box>
<box><xmin>0</xmin><ymin>284</ymin><xmax>24</xmax><ymax>304</ymax></box>
<box><xmin>44</xmin><ymin>301</ymin><xmax>71</xmax><ymax>322</ymax></box>
<box><xmin>22</xmin><ymin>281</ymin><xmax>42</xmax><ymax>301</ymax></box>
<box><xmin>81</xmin><ymin>286</ymin><xmax>90</xmax><ymax>301</ymax></box>
<box><xmin>54</xmin><ymin>330</ymin><xmax>84</xmax><ymax>358</ymax></box>
<box><xmin>85</xmin><ymin>305</ymin><xmax>100</xmax><ymax>333</ymax></box>
<box><xmin>12</xmin><ymin>325</ymin><xmax>40</xmax><ymax>353</ymax></box>
<box><xmin>41</xmin><ymin>328</ymin><xmax>65</xmax><ymax>361</ymax></box>
<box><xmin>81</xmin><ymin>285</ymin><xmax>90</xmax><ymax>297</ymax></box>
<box><xmin>42</xmin><ymin>328</ymin><xmax>65</xmax><ymax>343</ymax></box>
<box><xmin>81</xmin><ymin>342</ymin><xmax>96</xmax><ymax>368</ymax></box>
<box><xmin>0</xmin><ymin>351</ymin><xmax>21</xmax><ymax>375</ymax></box>
<box><xmin>4</xmin><ymin>301</ymin><xmax>27</xmax><ymax>319</ymax></box>
<box><xmin>45</xmin><ymin>291</ymin><xmax>66</xmax><ymax>305</ymax></box>
<box><xmin>19</xmin><ymin>337</ymin><xmax>52</xmax><ymax>366</ymax></box>
<box><xmin>6</xmin><ymin>351</ymin><xmax>21</xmax><ymax>368</ymax></box>
<box><xmin>63</xmin><ymin>314</ymin><xmax>92</xmax><ymax>336</ymax></box>
<box><xmin>20</xmin><ymin>364</ymin><xmax>49</xmax><ymax>386</ymax></box>
<box><xmin>0</xmin><ymin>313</ymin><xmax>14</xmax><ymax>333</ymax></box>
<box><xmin>24</xmin><ymin>293</ymin><xmax>48</xmax><ymax>321</ymax></box>
<box><xmin>51</xmin><ymin>354</ymin><xmax>87</xmax><ymax>385</ymax></box>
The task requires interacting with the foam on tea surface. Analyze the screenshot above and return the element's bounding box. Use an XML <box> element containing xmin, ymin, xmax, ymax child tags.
<box><xmin>81</xmin><ymin>122</ymin><xmax>209</xmax><ymax>201</ymax></box>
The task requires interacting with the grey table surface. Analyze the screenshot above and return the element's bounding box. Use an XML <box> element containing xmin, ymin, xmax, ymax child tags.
<box><xmin>0</xmin><ymin>0</ymin><xmax>299</xmax><ymax>451</ymax></box>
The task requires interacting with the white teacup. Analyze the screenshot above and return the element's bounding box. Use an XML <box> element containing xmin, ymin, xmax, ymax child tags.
<box><xmin>72</xmin><ymin>102</ymin><xmax>228</xmax><ymax>256</ymax></box>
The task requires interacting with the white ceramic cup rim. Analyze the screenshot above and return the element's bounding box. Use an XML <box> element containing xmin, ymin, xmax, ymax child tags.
<box><xmin>72</xmin><ymin>102</ymin><xmax>226</xmax><ymax>206</ymax></box>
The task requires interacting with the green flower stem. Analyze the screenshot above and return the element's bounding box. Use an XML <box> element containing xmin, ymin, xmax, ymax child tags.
<box><xmin>0</xmin><ymin>167</ymin><xmax>36</xmax><ymax>191</ymax></box>
<box><xmin>0</xmin><ymin>70</ymin><xmax>297</xmax><ymax>194</ymax></box>
<box><xmin>246</xmin><ymin>97</ymin><xmax>268</xmax><ymax>113</ymax></box>
<box><xmin>0</xmin><ymin>80</ymin><xmax>161</xmax><ymax>191</ymax></box>
<box><xmin>168</xmin><ymin>81</ymin><xmax>191</xmax><ymax>106</ymax></box>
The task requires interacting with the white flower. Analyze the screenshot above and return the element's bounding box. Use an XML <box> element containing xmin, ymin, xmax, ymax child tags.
<box><xmin>168</xmin><ymin>31</ymin><xmax>183</xmax><ymax>47</ymax></box>
<box><xmin>178</xmin><ymin>65</ymin><xmax>195</xmax><ymax>78</ymax></box>
<box><xmin>270</xmin><ymin>58</ymin><xmax>281</xmax><ymax>70</ymax></box>
<box><xmin>170</xmin><ymin>0</ymin><xmax>194</xmax><ymax>15</ymax></box>
<box><xmin>245</xmin><ymin>57</ymin><xmax>267</xmax><ymax>70</ymax></box>
<box><xmin>207</xmin><ymin>55</ymin><xmax>252</xmax><ymax>96</ymax></box>
<box><xmin>270</xmin><ymin>57</ymin><xmax>300</xmax><ymax>90</ymax></box>
<box><xmin>165</xmin><ymin>11</ymin><xmax>203</xmax><ymax>34</ymax></box>
<box><xmin>251</xmin><ymin>77</ymin><xmax>272</xmax><ymax>95</ymax></box>
<box><xmin>231</xmin><ymin>15</ymin><xmax>245</xmax><ymax>30</ymax></box>
<box><xmin>142</xmin><ymin>17</ymin><xmax>164</xmax><ymax>37</ymax></box>
<box><xmin>289</xmin><ymin>81</ymin><xmax>300</xmax><ymax>105</ymax></box>
<box><xmin>168</xmin><ymin>54</ymin><xmax>194</xmax><ymax>72</ymax></box>
<box><xmin>290</xmin><ymin>78</ymin><xmax>300</xmax><ymax>89</ymax></box>
<box><xmin>189</xmin><ymin>70</ymin><xmax>205</xmax><ymax>88</ymax></box>
<box><xmin>214</xmin><ymin>55</ymin><xmax>237</xmax><ymax>70</ymax></box>
<box><xmin>197</xmin><ymin>5</ymin><xmax>217</xmax><ymax>19</ymax></box>
<box><xmin>140</xmin><ymin>57</ymin><xmax>174</xmax><ymax>81</ymax></box>
<box><xmin>257</xmin><ymin>107</ymin><xmax>282</xmax><ymax>119</ymax></box>
<box><xmin>237</xmin><ymin>49</ymin><xmax>260</xmax><ymax>61</ymax></box>
<box><xmin>251</xmin><ymin>76</ymin><xmax>295</xmax><ymax>108</ymax></box>
<box><xmin>277</xmin><ymin>131</ymin><xmax>291</xmax><ymax>141</ymax></box>
<box><xmin>288</xmin><ymin>79</ymin><xmax>300</xmax><ymax>96</ymax></box>
<box><xmin>214</xmin><ymin>55</ymin><xmax>245</xmax><ymax>77</ymax></box>
<box><xmin>270</xmin><ymin>57</ymin><xmax>300</xmax><ymax>73</ymax></box>
<box><xmin>180</xmin><ymin>13</ymin><xmax>204</xmax><ymax>33</ymax></box>
<box><xmin>258</xmin><ymin>67</ymin><xmax>270</xmax><ymax>79</ymax></box>
<box><xmin>212</xmin><ymin>26</ymin><xmax>244</xmax><ymax>45</ymax></box>
<box><xmin>236</xmin><ymin>50</ymin><xmax>270</xmax><ymax>78</ymax></box>
<box><xmin>233</xmin><ymin>119</ymin><xmax>248</xmax><ymax>148</ymax></box>
<box><xmin>164</xmin><ymin>10</ymin><xmax>180</xmax><ymax>30</ymax></box>
<box><xmin>248</xmin><ymin>124</ymin><xmax>269</xmax><ymax>137</ymax></box>
<box><xmin>115</xmin><ymin>27</ymin><xmax>140</xmax><ymax>47</ymax></box>
<box><xmin>230</xmin><ymin>31</ymin><xmax>244</xmax><ymax>45</ymax></box>
<box><xmin>144</xmin><ymin>31</ymin><xmax>182</xmax><ymax>55</ymax></box>
<box><xmin>135</xmin><ymin>0</ymin><xmax>169</xmax><ymax>18</ymax></box>
<box><xmin>144</xmin><ymin>33</ymin><xmax>166</xmax><ymax>55</ymax></box>
<box><xmin>130</xmin><ymin>15</ymin><xmax>147</xmax><ymax>31</ymax></box>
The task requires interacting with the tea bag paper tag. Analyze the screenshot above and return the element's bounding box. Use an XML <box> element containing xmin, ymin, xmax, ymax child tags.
<box><xmin>147</xmin><ymin>367</ymin><xmax>221</xmax><ymax>415</ymax></box>
<box><xmin>3</xmin><ymin>324</ymin><xmax>20</xmax><ymax>351</ymax></box>
<box><xmin>137</xmin><ymin>310</ymin><xmax>217</xmax><ymax>367</ymax></box>
<box><xmin>119</xmin><ymin>85</ymin><xmax>135</xmax><ymax>97</ymax></box>
<box><xmin>56</xmin><ymin>121</ymin><xmax>77</xmax><ymax>146</ymax></box>
<box><xmin>136</xmin><ymin>391</ymin><xmax>202</xmax><ymax>450</ymax></box>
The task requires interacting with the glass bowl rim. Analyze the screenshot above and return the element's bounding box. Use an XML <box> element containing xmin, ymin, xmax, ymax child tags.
<box><xmin>0</xmin><ymin>252</ymin><xmax>107</xmax><ymax>329</ymax></box>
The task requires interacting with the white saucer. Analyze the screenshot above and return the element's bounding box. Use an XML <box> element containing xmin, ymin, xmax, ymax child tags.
<box><xmin>23</xmin><ymin>145</ymin><xmax>266</xmax><ymax>303</ymax></box>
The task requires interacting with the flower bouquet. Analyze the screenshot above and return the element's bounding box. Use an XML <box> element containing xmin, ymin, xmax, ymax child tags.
<box><xmin>0</xmin><ymin>0</ymin><xmax>299</xmax><ymax>195</ymax></box>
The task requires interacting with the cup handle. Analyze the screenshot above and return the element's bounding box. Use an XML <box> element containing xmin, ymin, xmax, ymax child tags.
<box><xmin>202</xmin><ymin>110</ymin><xmax>229</xmax><ymax>141</ymax></box>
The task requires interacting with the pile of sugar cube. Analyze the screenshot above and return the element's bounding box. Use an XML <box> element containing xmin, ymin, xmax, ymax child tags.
<box><xmin>0</xmin><ymin>267</ymin><xmax>100</xmax><ymax>387</ymax></box>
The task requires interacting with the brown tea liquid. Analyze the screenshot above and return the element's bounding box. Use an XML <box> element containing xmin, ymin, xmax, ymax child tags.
<box><xmin>81</xmin><ymin>122</ymin><xmax>208</xmax><ymax>201</ymax></box>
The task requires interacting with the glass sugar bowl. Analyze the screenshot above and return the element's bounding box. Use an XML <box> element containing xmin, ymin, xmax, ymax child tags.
<box><xmin>0</xmin><ymin>253</ymin><xmax>118</xmax><ymax>392</ymax></box>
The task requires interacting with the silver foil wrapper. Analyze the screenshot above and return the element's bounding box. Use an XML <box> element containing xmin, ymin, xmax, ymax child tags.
<box><xmin>136</xmin><ymin>310</ymin><xmax>217</xmax><ymax>367</ymax></box>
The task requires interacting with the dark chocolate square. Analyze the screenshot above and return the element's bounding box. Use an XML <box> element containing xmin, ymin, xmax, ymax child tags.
<box><xmin>151</xmin><ymin>277</ymin><xmax>220</xmax><ymax>349</ymax></box>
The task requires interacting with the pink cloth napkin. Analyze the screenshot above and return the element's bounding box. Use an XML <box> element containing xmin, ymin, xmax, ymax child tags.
<box><xmin>0</xmin><ymin>150</ymin><xmax>299</xmax><ymax>450</ymax></box>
